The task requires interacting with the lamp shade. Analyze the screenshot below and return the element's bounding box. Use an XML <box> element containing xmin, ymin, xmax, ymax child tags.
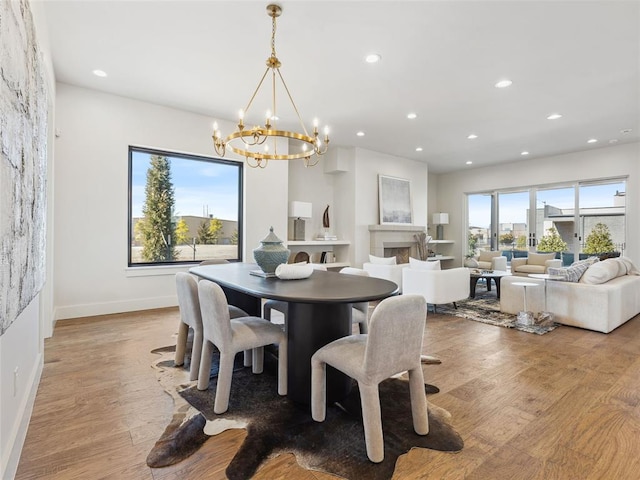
<box><xmin>289</xmin><ymin>201</ymin><xmax>312</xmax><ymax>219</ymax></box>
<box><xmin>432</xmin><ymin>213</ymin><xmax>449</xmax><ymax>225</ymax></box>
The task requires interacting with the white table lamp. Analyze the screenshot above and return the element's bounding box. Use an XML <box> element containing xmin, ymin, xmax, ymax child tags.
<box><xmin>289</xmin><ymin>201</ymin><xmax>312</xmax><ymax>241</ymax></box>
<box><xmin>432</xmin><ymin>213</ymin><xmax>449</xmax><ymax>240</ymax></box>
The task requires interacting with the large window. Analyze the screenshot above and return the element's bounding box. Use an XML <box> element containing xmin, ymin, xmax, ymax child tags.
<box><xmin>128</xmin><ymin>146</ymin><xmax>243</xmax><ymax>266</ymax></box>
<box><xmin>466</xmin><ymin>177</ymin><xmax>627</xmax><ymax>263</ymax></box>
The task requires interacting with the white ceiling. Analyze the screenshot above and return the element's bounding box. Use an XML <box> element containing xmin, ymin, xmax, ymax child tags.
<box><xmin>40</xmin><ymin>1</ymin><xmax>640</xmax><ymax>173</ymax></box>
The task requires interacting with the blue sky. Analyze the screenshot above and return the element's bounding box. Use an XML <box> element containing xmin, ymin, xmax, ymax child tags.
<box><xmin>131</xmin><ymin>151</ymin><xmax>240</xmax><ymax>220</ymax></box>
<box><xmin>469</xmin><ymin>181</ymin><xmax>625</xmax><ymax>227</ymax></box>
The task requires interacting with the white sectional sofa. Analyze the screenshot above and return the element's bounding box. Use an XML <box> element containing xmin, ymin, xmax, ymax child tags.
<box><xmin>500</xmin><ymin>257</ymin><xmax>640</xmax><ymax>333</ymax></box>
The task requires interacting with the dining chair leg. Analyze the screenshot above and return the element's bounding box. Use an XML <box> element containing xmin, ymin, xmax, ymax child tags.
<box><xmin>408</xmin><ymin>366</ymin><xmax>429</xmax><ymax>435</ymax></box>
<box><xmin>243</xmin><ymin>350</ymin><xmax>252</xmax><ymax>367</ymax></box>
<box><xmin>175</xmin><ymin>322</ymin><xmax>189</xmax><ymax>366</ymax></box>
<box><xmin>214</xmin><ymin>352</ymin><xmax>236</xmax><ymax>414</ymax></box>
<box><xmin>277</xmin><ymin>339</ymin><xmax>287</xmax><ymax>395</ymax></box>
<box><xmin>197</xmin><ymin>340</ymin><xmax>215</xmax><ymax>390</ymax></box>
<box><xmin>252</xmin><ymin>346</ymin><xmax>264</xmax><ymax>374</ymax></box>
<box><xmin>310</xmin><ymin>358</ymin><xmax>327</xmax><ymax>422</ymax></box>
<box><xmin>189</xmin><ymin>327</ymin><xmax>203</xmax><ymax>382</ymax></box>
<box><xmin>358</xmin><ymin>382</ymin><xmax>384</xmax><ymax>463</ymax></box>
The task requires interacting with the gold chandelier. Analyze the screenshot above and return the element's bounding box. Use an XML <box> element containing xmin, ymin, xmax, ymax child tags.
<box><xmin>212</xmin><ymin>4</ymin><xmax>329</xmax><ymax>169</ymax></box>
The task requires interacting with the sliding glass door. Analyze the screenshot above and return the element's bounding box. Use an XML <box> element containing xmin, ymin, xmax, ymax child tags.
<box><xmin>535</xmin><ymin>186</ymin><xmax>576</xmax><ymax>264</ymax></box>
<box><xmin>497</xmin><ymin>190</ymin><xmax>530</xmax><ymax>259</ymax></box>
<box><xmin>466</xmin><ymin>177</ymin><xmax>627</xmax><ymax>264</ymax></box>
<box><xmin>578</xmin><ymin>180</ymin><xmax>626</xmax><ymax>257</ymax></box>
<box><xmin>467</xmin><ymin>193</ymin><xmax>493</xmax><ymax>256</ymax></box>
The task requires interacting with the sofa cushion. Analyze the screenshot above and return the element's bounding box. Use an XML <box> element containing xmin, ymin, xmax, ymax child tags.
<box><xmin>580</xmin><ymin>257</ymin><xmax>640</xmax><ymax>284</ymax></box>
<box><xmin>547</xmin><ymin>262</ymin><xmax>590</xmax><ymax>282</ymax></box>
<box><xmin>580</xmin><ymin>260</ymin><xmax>620</xmax><ymax>284</ymax></box>
<box><xmin>513</xmin><ymin>264</ymin><xmax>546</xmax><ymax>275</ymax></box>
<box><xmin>409</xmin><ymin>257</ymin><xmax>440</xmax><ymax>270</ymax></box>
<box><xmin>528</xmin><ymin>252</ymin><xmax>556</xmax><ymax>266</ymax></box>
<box><xmin>369</xmin><ymin>255</ymin><xmax>396</xmax><ymax>265</ymax></box>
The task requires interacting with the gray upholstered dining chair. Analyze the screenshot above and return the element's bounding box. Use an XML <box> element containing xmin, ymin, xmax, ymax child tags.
<box><xmin>311</xmin><ymin>294</ymin><xmax>429</xmax><ymax>463</ymax></box>
<box><xmin>339</xmin><ymin>267</ymin><xmax>371</xmax><ymax>334</ymax></box>
<box><xmin>197</xmin><ymin>279</ymin><xmax>287</xmax><ymax>414</ymax></box>
<box><xmin>175</xmin><ymin>272</ymin><xmax>248</xmax><ymax>381</ymax></box>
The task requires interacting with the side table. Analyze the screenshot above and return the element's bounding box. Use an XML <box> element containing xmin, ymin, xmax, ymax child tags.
<box><xmin>528</xmin><ymin>273</ymin><xmax>564</xmax><ymax>324</ymax></box>
<box><xmin>511</xmin><ymin>281</ymin><xmax>539</xmax><ymax>326</ymax></box>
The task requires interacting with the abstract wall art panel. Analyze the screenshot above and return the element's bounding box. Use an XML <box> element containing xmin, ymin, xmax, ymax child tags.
<box><xmin>0</xmin><ymin>0</ymin><xmax>48</xmax><ymax>334</ymax></box>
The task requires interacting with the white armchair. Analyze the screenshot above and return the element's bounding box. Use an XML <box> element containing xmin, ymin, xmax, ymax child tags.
<box><xmin>362</xmin><ymin>263</ymin><xmax>409</xmax><ymax>292</ymax></box>
<box><xmin>402</xmin><ymin>267</ymin><xmax>471</xmax><ymax>313</ymax></box>
<box><xmin>474</xmin><ymin>250</ymin><xmax>507</xmax><ymax>272</ymax></box>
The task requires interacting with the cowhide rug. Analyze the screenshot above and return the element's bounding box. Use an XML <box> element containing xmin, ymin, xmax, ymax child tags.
<box><xmin>147</xmin><ymin>345</ymin><xmax>463</xmax><ymax>480</ymax></box>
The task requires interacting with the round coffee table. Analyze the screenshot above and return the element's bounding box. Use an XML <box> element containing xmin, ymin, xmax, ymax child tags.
<box><xmin>469</xmin><ymin>270</ymin><xmax>511</xmax><ymax>299</ymax></box>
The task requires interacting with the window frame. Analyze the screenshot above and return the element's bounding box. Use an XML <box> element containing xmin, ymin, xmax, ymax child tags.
<box><xmin>127</xmin><ymin>145</ymin><xmax>243</xmax><ymax>267</ymax></box>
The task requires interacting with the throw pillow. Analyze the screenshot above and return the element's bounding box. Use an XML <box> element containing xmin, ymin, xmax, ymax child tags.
<box><xmin>369</xmin><ymin>255</ymin><xmax>397</xmax><ymax>265</ymax></box>
<box><xmin>409</xmin><ymin>257</ymin><xmax>440</xmax><ymax>270</ymax></box>
<box><xmin>571</xmin><ymin>256</ymin><xmax>599</xmax><ymax>267</ymax></box>
<box><xmin>580</xmin><ymin>260</ymin><xmax>619</xmax><ymax>284</ymax></box>
<box><xmin>617</xmin><ymin>257</ymin><xmax>640</xmax><ymax>275</ymax></box>
<box><xmin>547</xmin><ymin>262</ymin><xmax>590</xmax><ymax>282</ymax></box>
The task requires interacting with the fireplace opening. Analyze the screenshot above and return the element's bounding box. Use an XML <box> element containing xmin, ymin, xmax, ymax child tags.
<box><xmin>384</xmin><ymin>246</ymin><xmax>410</xmax><ymax>264</ymax></box>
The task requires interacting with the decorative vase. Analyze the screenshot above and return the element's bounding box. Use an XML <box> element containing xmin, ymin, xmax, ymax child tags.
<box><xmin>464</xmin><ymin>257</ymin><xmax>479</xmax><ymax>268</ymax></box>
<box><xmin>253</xmin><ymin>227</ymin><xmax>290</xmax><ymax>275</ymax></box>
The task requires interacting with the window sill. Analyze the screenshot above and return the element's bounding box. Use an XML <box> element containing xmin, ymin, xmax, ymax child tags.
<box><xmin>125</xmin><ymin>264</ymin><xmax>190</xmax><ymax>277</ymax></box>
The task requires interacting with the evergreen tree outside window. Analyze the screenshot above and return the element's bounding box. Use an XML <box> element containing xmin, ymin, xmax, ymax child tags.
<box><xmin>128</xmin><ymin>146</ymin><xmax>242</xmax><ymax>266</ymax></box>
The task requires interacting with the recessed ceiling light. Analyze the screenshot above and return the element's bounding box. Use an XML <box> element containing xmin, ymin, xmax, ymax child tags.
<box><xmin>356</xmin><ymin>131</ymin><xmax>365</xmax><ymax>137</ymax></box>
<box><xmin>92</xmin><ymin>69</ymin><xmax>107</xmax><ymax>77</ymax></box>
<box><xmin>467</xmin><ymin>134</ymin><xmax>478</xmax><ymax>139</ymax></box>
<box><xmin>365</xmin><ymin>53</ymin><xmax>381</xmax><ymax>64</ymax></box>
<box><xmin>521</xmin><ymin>151</ymin><xmax>529</xmax><ymax>156</ymax></box>
<box><xmin>495</xmin><ymin>79</ymin><xmax>513</xmax><ymax>88</ymax></box>
<box><xmin>547</xmin><ymin>113</ymin><xmax>562</xmax><ymax>120</ymax></box>
<box><xmin>415</xmin><ymin>147</ymin><xmax>423</xmax><ymax>152</ymax></box>
<box><xmin>587</xmin><ymin>138</ymin><xmax>598</xmax><ymax>144</ymax></box>
<box><xmin>407</xmin><ymin>113</ymin><xmax>418</xmax><ymax>120</ymax></box>
<box><xmin>609</xmin><ymin>139</ymin><xmax>619</xmax><ymax>144</ymax></box>
<box><xmin>466</xmin><ymin>161</ymin><xmax>473</xmax><ymax>165</ymax></box>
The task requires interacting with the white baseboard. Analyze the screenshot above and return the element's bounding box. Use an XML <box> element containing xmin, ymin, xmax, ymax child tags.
<box><xmin>2</xmin><ymin>353</ymin><xmax>43</xmax><ymax>480</ymax></box>
<box><xmin>54</xmin><ymin>295</ymin><xmax>178</xmax><ymax>321</ymax></box>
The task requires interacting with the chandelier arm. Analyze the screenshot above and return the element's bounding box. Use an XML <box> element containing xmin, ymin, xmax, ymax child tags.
<box><xmin>271</xmin><ymin>67</ymin><xmax>277</xmax><ymax>155</ymax></box>
<box><xmin>243</xmin><ymin>67</ymin><xmax>272</xmax><ymax>116</ymax></box>
<box><xmin>276</xmin><ymin>68</ymin><xmax>311</xmax><ymax>137</ymax></box>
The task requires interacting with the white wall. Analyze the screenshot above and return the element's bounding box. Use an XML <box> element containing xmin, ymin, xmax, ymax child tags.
<box><xmin>433</xmin><ymin>142</ymin><xmax>640</xmax><ymax>264</ymax></box>
<box><xmin>0</xmin><ymin>298</ymin><xmax>43</xmax><ymax>480</ymax></box>
<box><xmin>1</xmin><ymin>1</ymin><xmax>54</xmax><ymax>478</ymax></box>
<box><xmin>287</xmin><ymin>146</ymin><xmax>429</xmax><ymax>267</ymax></box>
<box><xmin>53</xmin><ymin>84</ymin><xmax>288</xmax><ymax>320</ymax></box>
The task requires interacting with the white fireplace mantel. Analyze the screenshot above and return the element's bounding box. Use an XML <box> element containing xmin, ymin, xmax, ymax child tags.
<box><xmin>368</xmin><ymin>224</ymin><xmax>427</xmax><ymax>258</ymax></box>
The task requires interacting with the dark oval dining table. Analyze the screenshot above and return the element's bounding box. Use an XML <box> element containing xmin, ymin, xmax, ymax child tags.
<box><xmin>190</xmin><ymin>262</ymin><xmax>399</xmax><ymax>405</ymax></box>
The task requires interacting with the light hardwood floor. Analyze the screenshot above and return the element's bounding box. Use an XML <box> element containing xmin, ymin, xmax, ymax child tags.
<box><xmin>15</xmin><ymin>306</ymin><xmax>640</xmax><ymax>479</ymax></box>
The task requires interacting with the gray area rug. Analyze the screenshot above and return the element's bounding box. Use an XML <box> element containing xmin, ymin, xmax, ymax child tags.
<box><xmin>147</xmin><ymin>345</ymin><xmax>464</xmax><ymax>479</ymax></box>
<box><xmin>436</xmin><ymin>290</ymin><xmax>559</xmax><ymax>335</ymax></box>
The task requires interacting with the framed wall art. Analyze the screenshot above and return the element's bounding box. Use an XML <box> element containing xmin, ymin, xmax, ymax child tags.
<box><xmin>378</xmin><ymin>175</ymin><xmax>413</xmax><ymax>225</ymax></box>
